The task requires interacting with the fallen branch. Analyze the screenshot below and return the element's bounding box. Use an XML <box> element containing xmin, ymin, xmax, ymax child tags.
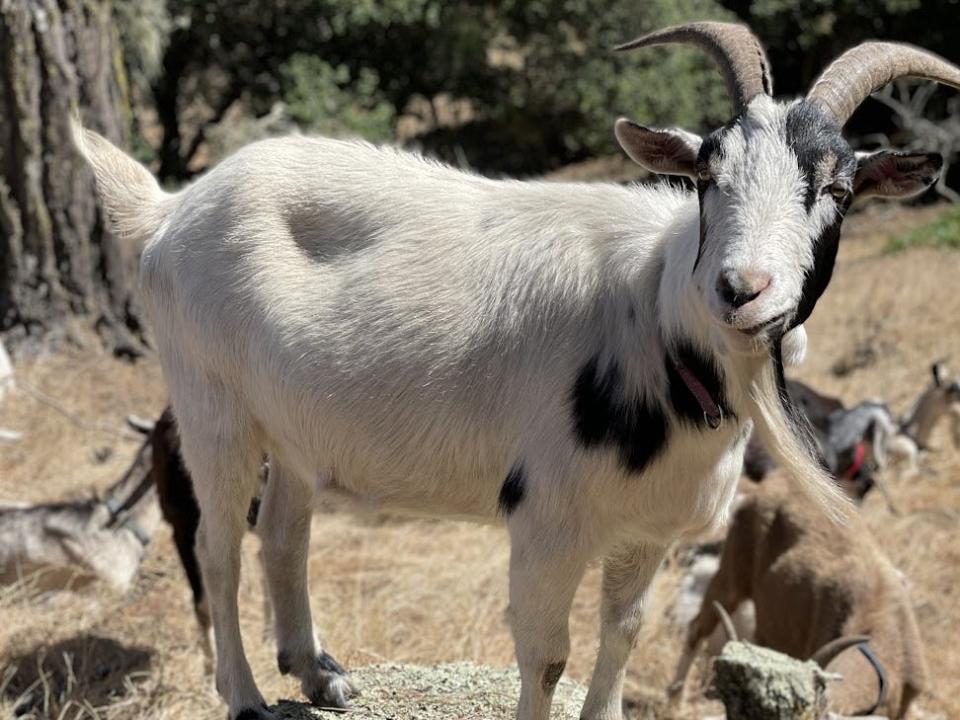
<box><xmin>15</xmin><ymin>380</ymin><xmax>143</xmax><ymax>442</ymax></box>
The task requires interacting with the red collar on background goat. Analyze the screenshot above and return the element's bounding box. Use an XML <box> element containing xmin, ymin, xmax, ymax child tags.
<box><xmin>841</xmin><ymin>442</ymin><xmax>866</xmax><ymax>480</ymax></box>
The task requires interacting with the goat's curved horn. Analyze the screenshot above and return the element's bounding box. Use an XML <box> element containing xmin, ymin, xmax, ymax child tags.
<box><xmin>615</xmin><ymin>22</ymin><xmax>772</xmax><ymax>115</ymax></box>
<box><xmin>712</xmin><ymin>601</ymin><xmax>739</xmax><ymax>643</ymax></box>
<box><xmin>808</xmin><ymin>42</ymin><xmax>960</xmax><ymax>125</ymax></box>
<box><xmin>810</xmin><ymin>634</ymin><xmax>870</xmax><ymax>668</ymax></box>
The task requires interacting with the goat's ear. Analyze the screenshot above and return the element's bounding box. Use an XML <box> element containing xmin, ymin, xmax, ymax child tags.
<box><xmin>853</xmin><ymin>150</ymin><xmax>942</xmax><ymax>200</ymax></box>
<box><xmin>933</xmin><ymin>361</ymin><xmax>948</xmax><ymax>387</ymax></box>
<box><xmin>615</xmin><ymin>119</ymin><xmax>700</xmax><ymax>178</ymax></box>
<box><xmin>781</xmin><ymin>325</ymin><xmax>807</xmax><ymax>368</ymax></box>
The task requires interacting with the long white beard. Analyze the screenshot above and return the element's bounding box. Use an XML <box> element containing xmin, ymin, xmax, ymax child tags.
<box><xmin>742</xmin><ymin>356</ymin><xmax>852</xmax><ymax>523</ymax></box>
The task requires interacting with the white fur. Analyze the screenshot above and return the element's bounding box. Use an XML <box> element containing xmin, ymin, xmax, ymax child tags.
<box><xmin>76</xmin><ymin>103</ymin><xmax>861</xmax><ymax>719</ymax></box>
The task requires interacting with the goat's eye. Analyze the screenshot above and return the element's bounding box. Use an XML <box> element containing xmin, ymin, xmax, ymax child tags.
<box><xmin>696</xmin><ymin>167</ymin><xmax>712</xmax><ymax>183</ymax></box>
<box><xmin>826</xmin><ymin>181</ymin><xmax>849</xmax><ymax>201</ymax></box>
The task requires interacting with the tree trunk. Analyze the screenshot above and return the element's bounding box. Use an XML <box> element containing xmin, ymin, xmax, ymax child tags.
<box><xmin>0</xmin><ymin>0</ymin><xmax>147</xmax><ymax>358</ymax></box>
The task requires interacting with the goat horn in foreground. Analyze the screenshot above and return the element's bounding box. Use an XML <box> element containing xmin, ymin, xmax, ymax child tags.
<box><xmin>616</xmin><ymin>21</ymin><xmax>772</xmax><ymax>115</ymax></box>
<box><xmin>712</xmin><ymin>600</ymin><xmax>739</xmax><ymax>643</ymax></box>
<box><xmin>810</xmin><ymin>634</ymin><xmax>871</xmax><ymax>668</ymax></box>
<box><xmin>808</xmin><ymin>42</ymin><xmax>960</xmax><ymax>125</ymax></box>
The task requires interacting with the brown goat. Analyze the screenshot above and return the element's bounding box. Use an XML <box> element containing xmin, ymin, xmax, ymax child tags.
<box><xmin>670</xmin><ymin>473</ymin><xmax>927</xmax><ymax>718</ymax></box>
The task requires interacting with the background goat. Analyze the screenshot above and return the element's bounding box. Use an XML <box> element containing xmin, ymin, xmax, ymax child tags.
<box><xmin>669</xmin><ymin>473</ymin><xmax>927</xmax><ymax>719</ymax></box>
<box><xmin>745</xmin><ymin>362</ymin><xmax>960</xmax><ymax>497</ymax></box>
<box><xmin>895</xmin><ymin>361</ymin><xmax>960</xmax><ymax>465</ymax></box>
<box><xmin>75</xmin><ymin>22</ymin><xmax>960</xmax><ymax>720</ymax></box>
<box><xmin>0</xmin><ymin>445</ymin><xmax>159</xmax><ymax>593</ymax></box>
<box><xmin>131</xmin><ymin>406</ymin><xmax>267</xmax><ymax>670</ymax></box>
<box><xmin>744</xmin><ymin>379</ymin><xmax>899</xmax><ymax>500</ymax></box>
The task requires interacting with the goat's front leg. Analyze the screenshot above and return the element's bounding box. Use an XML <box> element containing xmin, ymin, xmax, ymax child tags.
<box><xmin>580</xmin><ymin>543</ymin><xmax>666</xmax><ymax>720</ymax></box>
<box><xmin>257</xmin><ymin>463</ymin><xmax>355</xmax><ymax>709</ymax></box>
<box><xmin>949</xmin><ymin>405</ymin><xmax>960</xmax><ymax>448</ymax></box>
<box><xmin>507</xmin><ymin>519</ymin><xmax>588</xmax><ymax>720</ymax></box>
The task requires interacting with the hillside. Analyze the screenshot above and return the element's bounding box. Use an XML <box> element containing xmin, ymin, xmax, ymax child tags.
<box><xmin>1</xmin><ymin>201</ymin><xmax>958</xmax><ymax>720</ymax></box>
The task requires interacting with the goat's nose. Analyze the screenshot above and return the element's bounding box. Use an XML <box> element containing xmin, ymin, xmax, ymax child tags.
<box><xmin>717</xmin><ymin>270</ymin><xmax>771</xmax><ymax>309</ymax></box>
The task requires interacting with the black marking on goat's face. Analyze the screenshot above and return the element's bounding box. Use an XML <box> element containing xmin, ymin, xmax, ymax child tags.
<box><xmin>665</xmin><ymin>341</ymin><xmax>733</xmax><ymax>427</ymax></box>
<box><xmin>571</xmin><ymin>356</ymin><xmax>668</xmax><ymax>474</ymax></box>
<box><xmin>785</xmin><ymin>101</ymin><xmax>856</xmax><ymax>328</ymax></box>
<box><xmin>498</xmin><ymin>463</ymin><xmax>526</xmax><ymax>515</ymax></box>
<box><xmin>785</xmin><ymin>101</ymin><xmax>856</xmax><ymax>213</ymax></box>
<box><xmin>542</xmin><ymin>660</ymin><xmax>566</xmax><ymax>691</ymax></box>
<box><xmin>692</xmin><ymin>98</ymin><xmax>856</xmax><ymax>343</ymax></box>
<box><xmin>693</xmin><ymin>120</ymin><xmax>734</xmax><ymax>272</ymax></box>
<box><xmin>792</xmin><ymin>210</ymin><xmax>843</xmax><ymax>329</ymax></box>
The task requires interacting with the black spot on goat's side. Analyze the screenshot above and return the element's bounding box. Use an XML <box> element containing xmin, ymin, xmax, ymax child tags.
<box><xmin>571</xmin><ymin>356</ymin><xmax>668</xmax><ymax>474</ymax></box>
<box><xmin>498</xmin><ymin>464</ymin><xmax>526</xmax><ymax>515</ymax></box>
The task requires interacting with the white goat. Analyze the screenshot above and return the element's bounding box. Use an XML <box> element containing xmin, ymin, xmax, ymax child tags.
<box><xmin>893</xmin><ymin>361</ymin><xmax>960</xmax><ymax>464</ymax></box>
<box><xmin>75</xmin><ymin>23</ymin><xmax>960</xmax><ymax>720</ymax></box>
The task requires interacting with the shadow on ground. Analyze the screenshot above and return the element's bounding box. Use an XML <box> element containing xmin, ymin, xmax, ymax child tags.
<box><xmin>2</xmin><ymin>634</ymin><xmax>152</xmax><ymax>717</ymax></box>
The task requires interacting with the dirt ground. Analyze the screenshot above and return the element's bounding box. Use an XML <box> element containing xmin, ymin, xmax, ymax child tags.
<box><xmin>1</xmin><ymin>201</ymin><xmax>958</xmax><ymax>720</ymax></box>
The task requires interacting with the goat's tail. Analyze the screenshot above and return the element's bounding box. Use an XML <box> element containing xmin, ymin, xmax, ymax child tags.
<box><xmin>744</xmin><ymin>359</ymin><xmax>853</xmax><ymax>524</ymax></box>
<box><xmin>70</xmin><ymin>119</ymin><xmax>170</xmax><ymax>245</ymax></box>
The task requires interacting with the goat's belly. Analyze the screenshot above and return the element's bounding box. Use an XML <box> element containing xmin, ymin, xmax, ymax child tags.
<box><xmin>260</xmin><ymin>402</ymin><xmax>514</xmax><ymax>520</ymax></box>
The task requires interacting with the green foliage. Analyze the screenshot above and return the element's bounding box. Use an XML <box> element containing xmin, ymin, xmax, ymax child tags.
<box><xmin>125</xmin><ymin>0</ymin><xmax>746</xmax><ymax>179</ymax></box>
<box><xmin>721</xmin><ymin>0</ymin><xmax>958</xmax><ymax>95</ymax></box>
<box><xmin>113</xmin><ymin>0</ymin><xmax>170</xmax><ymax>88</ymax></box>
<box><xmin>887</xmin><ymin>205</ymin><xmax>960</xmax><ymax>253</ymax></box>
<box><xmin>499</xmin><ymin>0</ymin><xmax>737</xmax><ymax>150</ymax></box>
<box><xmin>281</xmin><ymin>56</ymin><xmax>395</xmax><ymax>140</ymax></box>
<box><xmin>114</xmin><ymin>0</ymin><xmax>960</xmax><ymax>182</ymax></box>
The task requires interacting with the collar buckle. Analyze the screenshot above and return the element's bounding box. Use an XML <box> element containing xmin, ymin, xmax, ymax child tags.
<box><xmin>704</xmin><ymin>406</ymin><xmax>723</xmax><ymax>430</ymax></box>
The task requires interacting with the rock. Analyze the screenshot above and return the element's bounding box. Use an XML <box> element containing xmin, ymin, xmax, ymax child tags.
<box><xmin>709</xmin><ymin>642</ymin><xmax>833</xmax><ymax>720</ymax></box>
<box><xmin>269</xmin><ymin>662</ymin><xmax>588</xmax><ymax>719</ymax></box>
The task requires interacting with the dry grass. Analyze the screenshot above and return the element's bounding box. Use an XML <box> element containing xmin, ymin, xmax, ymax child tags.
<box><xmin>1</xmin><ymin>201</ymin><xmax>959</xmax><ymax>719</ymax></box>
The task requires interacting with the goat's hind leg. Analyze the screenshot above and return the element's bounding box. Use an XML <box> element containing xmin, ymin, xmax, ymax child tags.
<box><xmin>176</xmin><ymin>402</ymin><xmax>270</xmax><ymax>719</ymax></box>
<box><xmin>257</xmin><ymin>462</ymin><xmax>356</xmax><ymax>708</ymax></box>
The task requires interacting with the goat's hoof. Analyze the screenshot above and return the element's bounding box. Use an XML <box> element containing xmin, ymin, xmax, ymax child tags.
<box><xmin>231</xmin><ymin>703</ymin><xmax>275</xmax><ymax>720</ymax></box>
<box><xmin>304</xmin><ymin>672</ymin><xmax>358</xmax><ymax>711</ymax></box>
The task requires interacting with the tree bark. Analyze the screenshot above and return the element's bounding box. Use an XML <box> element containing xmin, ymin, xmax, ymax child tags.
<box><xmin>0</xmin><ymin>0</ymin><xmax>146</xmax><ymax>357</ymax></box>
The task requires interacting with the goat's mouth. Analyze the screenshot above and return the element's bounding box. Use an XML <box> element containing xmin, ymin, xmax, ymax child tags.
<box><xmin>739</xmin><ymin>312</ymin><xmax>788</xmax><ymax>337</ymax></box>
<box><xmin>719</xmin><ymin>310</ymin><xmax>789</xmax><ymax>339</ymax></box>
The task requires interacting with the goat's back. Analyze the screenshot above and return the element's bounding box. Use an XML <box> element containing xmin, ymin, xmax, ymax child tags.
<box><xmin>731</xmin><ymin>475</ymin><xmax>927</xmax><ymax>717</ymax></box>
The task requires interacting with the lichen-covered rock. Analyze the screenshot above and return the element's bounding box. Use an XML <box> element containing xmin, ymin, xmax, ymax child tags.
<box><xmin>709</xmin><ymin>642</ymin><xmax>832</xmax><ymax>720</ymax></box>
<box><xmin>270</xmin><ymin>662</ymin><xmax>588</xmax><ymax>719</ymax></box>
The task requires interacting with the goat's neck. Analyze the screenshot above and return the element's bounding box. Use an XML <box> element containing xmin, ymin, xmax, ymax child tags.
<box><xmin>652</xmin><ymin>209</ymin><xmax>758</xmax><ymax>408</ymax></box>
<box><xmin>597</xmin><ymin>196</ymin><xmax>761</xmax><ymax>422</ymax></box>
